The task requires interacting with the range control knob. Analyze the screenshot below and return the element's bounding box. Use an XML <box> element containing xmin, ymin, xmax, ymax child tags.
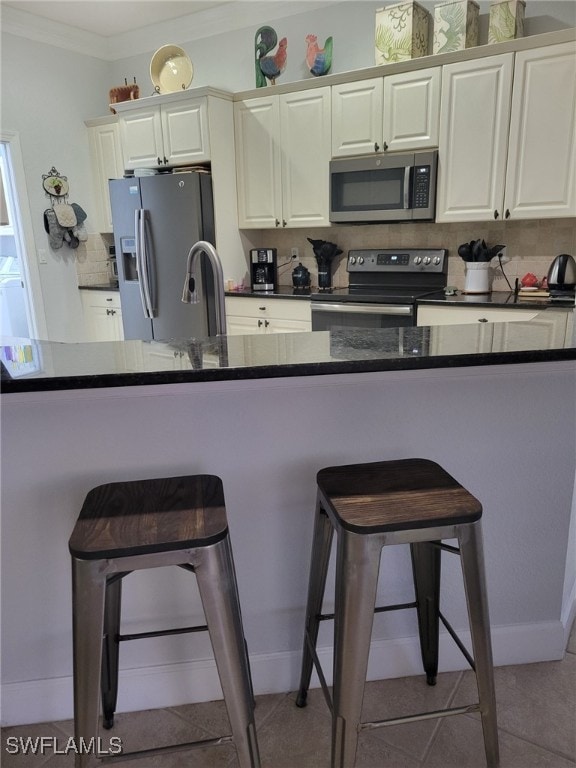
<box><xmin>358</xmin><ymin>256</ymin><xmax>364</xmax><ymax>265</ymax></box>
<box><xmin>349</xmin><ymin>256</ymin><xmax>356</xmax><ymax>265</ymax></box>
<box><xmin>433</xmin><ymin>256</ymin><xmax>442</xmax><ymax>265</ymax></box>
<box><xmin>414</xmin><ymin>256</ymin><xmax>422</xmax><ymax>265</ymax></box>
<box><xmin>423</xmin><ymin>256</ymin><xmax>431</xmax><ymax>265</ymax></box>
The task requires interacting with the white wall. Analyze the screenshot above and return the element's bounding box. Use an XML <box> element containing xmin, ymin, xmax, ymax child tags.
<box><xmin>0</xmin><ymin>34</ymin><xmax>111</xmax><ymax>341</ymax></box>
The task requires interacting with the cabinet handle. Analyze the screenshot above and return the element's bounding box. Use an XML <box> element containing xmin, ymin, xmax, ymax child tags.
<box><xmin>478</xmin><ymin>318</ymin><xmax>488</xmax><ymax>323</ymax></box>
<box><xmin>282</xmin><ymin>219</ymin><xmax>287</xmax><ymax>227</ymax></box>
<box><xmin>157</xmin><ymin>157</ymin><xmax>162</xmax><ymax>166</ymax></box>
<box><xmin>106</xmin><ymin>297</ymin><xmax>113</xmax><ymax>301</ymax></box>
<box><xmin>163</xmin><ymin>156</ymin><xmax>168</xmax><ymax>165</ymax></box>
<box><xmin>494</xmin><ymin>210</ymin><xmax>499</xmax><ymax>219</ymax></box>
<box><xmin>505</xmin><ymin>208</ymin><xmax>510</xmax><ymax>219</ymax></box>
<box><xmin>258</xmin><ymin>319</ymin><xmax>263</xmax><ymax>327</ymax></box>
<box><xmin>383</xmin><ymin>141</ymin><xmax>388</xmax><ymax>151</ymax></box>
<box><xmin>374</xmin><ymin>142</ymin><xmax>379</xmax><ymax>152</ymax></box>
<box><xmin>264</xmin><ymin>320</ymin><xmax>269</xmax><ymax>327</ymax></box>
<box><xmin>259</xmin><ymin>306</ymin><xmax>266</xmax><ymax>310</ymax></box>
<box><xmin>275</xmin><ymin>218</ymin><xmax>280</xmax><ymax>227</ymax></box>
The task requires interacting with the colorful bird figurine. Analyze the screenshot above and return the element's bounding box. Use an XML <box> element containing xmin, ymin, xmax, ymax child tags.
<box><xmin>305</xmin><ymin>34</ymin><xmax>333</xmax><ymax>77</ymax></box>
<box><xmin>255</xmin><ymin>26</ymin><xmax>287</xmax><ymax>87</ymax></box>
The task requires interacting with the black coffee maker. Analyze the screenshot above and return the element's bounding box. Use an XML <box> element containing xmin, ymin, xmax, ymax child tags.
<box><xmin>250</xmin><ymin>248</ymin><xmax>277</xmax><ymax>291</ymax></box>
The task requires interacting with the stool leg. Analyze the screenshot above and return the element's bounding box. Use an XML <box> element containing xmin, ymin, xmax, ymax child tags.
<box><xmin>332</xmin><ymin>531</ymin><xmax>382</xmax><ymax>768</ymax></box>
<box><xmin>71</xmin><ymin>557</ymin><xmax>107</xmax><ymax>768</ymax></box>
<box><xmin>410</xmin><ymin>541</ymin><xmax>441</xmax><ymax>685</ymax></box>
<box><xmin>457</xmin><ymin>521</ymin><xmax>500</xmax><ymax>768</ymax></box>
<box><xmin>194</xmin><ymin>536</ymin><xmax>260</xmax><ymax>768</ymax></box>
<box><xmin>101</xmin><ymin>575</ymin><xmax>122</xmax><ymax>729</ymax></box>
<box><xmin>296</xmin><ymin>498</ymin><xmax>334</xmax><ymax>707</ymax></box>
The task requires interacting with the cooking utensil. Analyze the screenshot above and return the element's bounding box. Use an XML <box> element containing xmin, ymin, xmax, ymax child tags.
<box><xmin>458</xmin><ymin>242</ymin><xmax>472</xmax><ymax>261</ymax></box>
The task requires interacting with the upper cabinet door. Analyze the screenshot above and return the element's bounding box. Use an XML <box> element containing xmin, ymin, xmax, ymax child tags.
<box><xmin>436</xmin><ymin>53</ymin><xmax>514</xmax><ymax>223</ymax></box>
<box><xmin>331</xmin><ymin>78</ymin><xmax>383</xmax><ymax>157</ymax></box>
<box><xmin>280</xmin><ymin>87</ymin><xmax>332</xmax><ymax>227</ymax></box>
<box><xmin>382</xmin><ymin>67</ymin><xmax>441</xmax><ymax>152</ymax></box>
<box><xmin>120</xmin><ymin>108</ymin><xmax>164</xmax><ymax>169</ymax></box>
<box><xmin>504</xmin><ymin>42</ymin><xmax>576</xmax><ymax>220</ymax></box>
<box><xmin>87</xmin><ymin>119</ymin><xmax>124</xmax><ymax>233</ymax></box>
<box><xmin>161</xmin><ymin>99</ymin><xmax>210</xmax><ymax>165</ymax></box>
<box><xmin>234</xmin><ymin>96</ymin><xmax>283</xmax><ymax>228</ymax></box>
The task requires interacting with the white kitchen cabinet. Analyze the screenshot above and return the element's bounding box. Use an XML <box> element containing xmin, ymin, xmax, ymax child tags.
<box><xmin>85</xmin><ymin>117</ymin><xmax>124</xmax><ymax>233</ymax></box>
<box><xmin>504</xmin><ymin>42</ymin><xmax>576</xmax><ymax>220</ymax></box>
<box><xmin>417</xmin><ymin>304</ymin><xmax>572</xmax><ymax>355</ymax></box>
<box><xmin>436</xmin><ymin>53</ymin><xmax>514</xmax><ymax>223</ymax></box>
<box><xmin>331</xmin><ymin>67</ymin><xmax>441</xmax><ymax>157</ymax></box>
<box><xmin>225</xmin><ymin>296</ymin><xmax>311</xmax><ymax>335</ymax></box>
<box><xmin>119</xmin><ymin>97</ymin><xmax>210</xmax><ymax>170</ymax></box>
<box><xmin>81</xmin><ymin>290</ymin><xmax>124</xmax><ymax>342</ymax></box>
<box><xmin>437</xmin><ymin>43</ymin><xmax>576</xmax><ymax>223</ymax></box>
<box><xmin>234</xmin><ymin>87</ymin><xmax>331</xmax><ymax>228</ymax></box>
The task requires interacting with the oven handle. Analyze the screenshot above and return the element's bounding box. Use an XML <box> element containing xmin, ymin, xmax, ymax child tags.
<box><xmin>312</xmin><ymin>302</ymin><xmax>412</xmax><ymax>316</ymax></box>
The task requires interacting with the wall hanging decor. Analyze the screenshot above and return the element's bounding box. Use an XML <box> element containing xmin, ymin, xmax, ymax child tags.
<box><xmin>305</xmin><ymin>34</ymin><xmax>333</xmax><ymax>77</ymax></box>
<box><xmin>255</xmin><ymin>26</ymin><xmax>287</xmax><ymax>87</ymax></box>
<box><xmin>109</xmin><ymin>78</ymin><xmax>139</xmax><ymax>114</ymax></box>
<box><xmin>42</xmin><ymin>167</ymin><xmax>88</xmax><ymax>250</ymax></box>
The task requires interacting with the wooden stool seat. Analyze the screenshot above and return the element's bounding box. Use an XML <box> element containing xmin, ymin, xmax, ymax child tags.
<box><xmin>69</xmin><ymin>474</ymin><xmax>260</xmax><ymax>768</ymax></box>
<box><xmin>317</xmin><ymin>459</ymin><xmax>482</xmax><ymax>532</ymax></box>
<box><xmin>69</xmin><ymin>475</ymin><xmax>228</xmax><ymax>559</ymax></box>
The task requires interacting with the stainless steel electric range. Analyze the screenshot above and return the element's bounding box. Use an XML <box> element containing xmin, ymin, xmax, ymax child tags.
<box><xmin>310</xmin><ymin>248</ymin><xmax>448</xmax><ymax>331</ymax></box>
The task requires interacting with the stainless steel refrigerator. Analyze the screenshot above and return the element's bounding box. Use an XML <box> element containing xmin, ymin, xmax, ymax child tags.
<box><xmin>109</xmin><ymin>172</ymin><xmax>216</xmax><ymax>341</ymax></box>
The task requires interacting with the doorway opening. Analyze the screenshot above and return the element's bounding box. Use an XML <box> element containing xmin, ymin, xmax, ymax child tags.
<box><xmin>0</xmin><ymin>136</ymin><xmax>44</xmax><ymax>339</ymax></box>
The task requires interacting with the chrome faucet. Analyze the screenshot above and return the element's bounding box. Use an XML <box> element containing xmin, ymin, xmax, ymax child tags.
<box><xmin>182</xmin><ymin>240</ymin><xmax>227</xmax><ymax>336</ymax></box>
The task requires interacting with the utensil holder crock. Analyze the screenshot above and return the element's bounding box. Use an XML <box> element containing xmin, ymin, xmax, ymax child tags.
<box><xmin>464</xmin><ymin>262</ymin><xmax>491</xmax><ymax>294</ymax></box>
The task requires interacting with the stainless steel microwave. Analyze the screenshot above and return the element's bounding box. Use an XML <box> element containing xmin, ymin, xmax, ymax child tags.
<box><xmin>329</xmin><ymin>150</ymin><xmax>438</xmax><ymax>223</ymax></box>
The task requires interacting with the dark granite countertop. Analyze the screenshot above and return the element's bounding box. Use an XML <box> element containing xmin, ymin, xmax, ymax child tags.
<box><xmin>418</xmin><ymin>290</ymin><xmax>576</xmax><ymax>310</ymax></box>
<box><xmin>225</xmin><ymin>287</ymin><xmax>318</xmax><ymax>299</ymax></box>
<box><xmin>2</xmin><ymin>311</ymin><xmax>574</xmax><ymax>394</ymax></box>
<box><xmin>78</xmin><ymin>283</ymin><xmax>119</xmax><ymax>292</ymax></box>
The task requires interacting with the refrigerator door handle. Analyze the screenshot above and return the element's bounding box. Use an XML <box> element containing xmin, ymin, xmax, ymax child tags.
<box><xmin>135</xmin><ymin>209</ymin><xmax>154</xmax><ymax>318</ymax></box>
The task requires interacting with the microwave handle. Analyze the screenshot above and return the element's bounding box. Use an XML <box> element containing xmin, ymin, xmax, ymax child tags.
<box><xmin>403</xmin><ymin>166</ymin><xmax>411</xmax><ymax>210</ymax></box>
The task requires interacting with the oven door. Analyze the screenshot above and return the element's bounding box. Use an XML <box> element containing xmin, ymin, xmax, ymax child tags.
<box><xmin>311</xmin><ymin>301</ymin><xmax>415</xmax><ymax>331</ymax></box>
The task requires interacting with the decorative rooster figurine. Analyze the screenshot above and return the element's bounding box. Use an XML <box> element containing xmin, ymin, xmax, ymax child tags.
<box><xmin>305</xmin><ymin>34</ymin><xmax>333</xmax><ymax>77</ymax></box>
<box><xmin>255</xmin><ymin>26</ymin><xmax>287</xmax><ymax>87</ymax></box>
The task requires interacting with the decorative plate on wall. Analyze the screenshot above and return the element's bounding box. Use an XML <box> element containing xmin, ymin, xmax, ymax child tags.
<box><xmin>150</xmin><ymin>45</ymin><xmax>194</xmax><ymax>93</ymax></box>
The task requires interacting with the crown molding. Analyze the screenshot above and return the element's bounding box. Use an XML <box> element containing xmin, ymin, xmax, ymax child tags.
<box><xmin>0</xmin><ymin>5</ymin><xmax>113</xmax><ymax>59</ymax></box>
<box><xmin>0</xmin><ymin>1</ymin><xmax>344</xmax><ymax>61</ymax></box>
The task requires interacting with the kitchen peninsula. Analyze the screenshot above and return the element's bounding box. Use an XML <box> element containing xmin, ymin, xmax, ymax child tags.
<box><xmin>2</xmin><ymin>319</ymin><xmax>575</xmax><ymax>728</ymax></box>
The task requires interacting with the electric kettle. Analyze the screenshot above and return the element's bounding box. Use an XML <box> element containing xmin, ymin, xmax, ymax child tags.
<box><xmin>547</xmin><ymin>253</ymin><xmax>576</xmax><ymax>296</ymax></box>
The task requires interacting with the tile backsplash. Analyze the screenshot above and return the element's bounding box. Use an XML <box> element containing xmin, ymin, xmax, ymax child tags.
<box><xmin>245</xmin><ymin>218</ymin><xmax>576</xmax><ymax>292</ymax></box>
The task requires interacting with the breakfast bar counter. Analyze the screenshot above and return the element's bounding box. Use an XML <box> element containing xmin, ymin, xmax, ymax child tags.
<box><xmin>2</xmin><ymin>320</ymin><xmax>575</xmax><ymax>727</ymax></box>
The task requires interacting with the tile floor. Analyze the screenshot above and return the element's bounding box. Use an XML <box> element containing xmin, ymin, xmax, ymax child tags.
<box><xmin>3</xmin><ymin>622</ymin><xmax>575</xmax><ymax>768</ymax></box>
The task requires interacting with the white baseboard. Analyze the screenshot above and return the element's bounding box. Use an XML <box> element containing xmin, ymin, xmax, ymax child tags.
<box><xmin>1</xmin><ymin>620</ymin><xmax>566</xmax><ymax>727</ymax></box>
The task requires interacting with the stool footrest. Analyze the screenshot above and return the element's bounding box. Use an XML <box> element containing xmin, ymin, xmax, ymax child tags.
<box><xmin>439</xmin><ymin>610</ymin><xmax>475</xmax><ymax>671</ymax></box>
<box><xmin>360</xmin><ymin>702</ymin><xmax>481</xmax><ymax>731</ymax></box>
<box><xmin>318</xmin><ymin>601</ymin><xmax>417</xmax><ymax>622</ymax></box>
<box><xmin>101</xmin><ymin>735</ymin><xmax>233</xmax><ymax>763</ymax></box>
<box><xmin>117</xmin><ymin>624</ymin><xmax>208</xmax><ymax>642</ymax></box>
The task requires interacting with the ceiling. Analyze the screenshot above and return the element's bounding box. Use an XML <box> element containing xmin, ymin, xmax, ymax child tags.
<box><xmin>1</xmin><ymin>0</ymin><xmax>340</xmax><ymax>59</ymax></box>
<box><xmin>1</xmin><ymin>1</ymin><xmax>231</xmax><ymax>38</ymax></box>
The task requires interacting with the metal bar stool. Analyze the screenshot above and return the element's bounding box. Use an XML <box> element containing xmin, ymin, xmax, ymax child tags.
<box><xmin>295</xmin><ymin>458</ymin><xmax>499</xmax><ymax>768</ymax></box>
<box><xmin>69</xmin><ymin>474</ymin><xmax>260</xmax><ymax>768</ymax></box>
